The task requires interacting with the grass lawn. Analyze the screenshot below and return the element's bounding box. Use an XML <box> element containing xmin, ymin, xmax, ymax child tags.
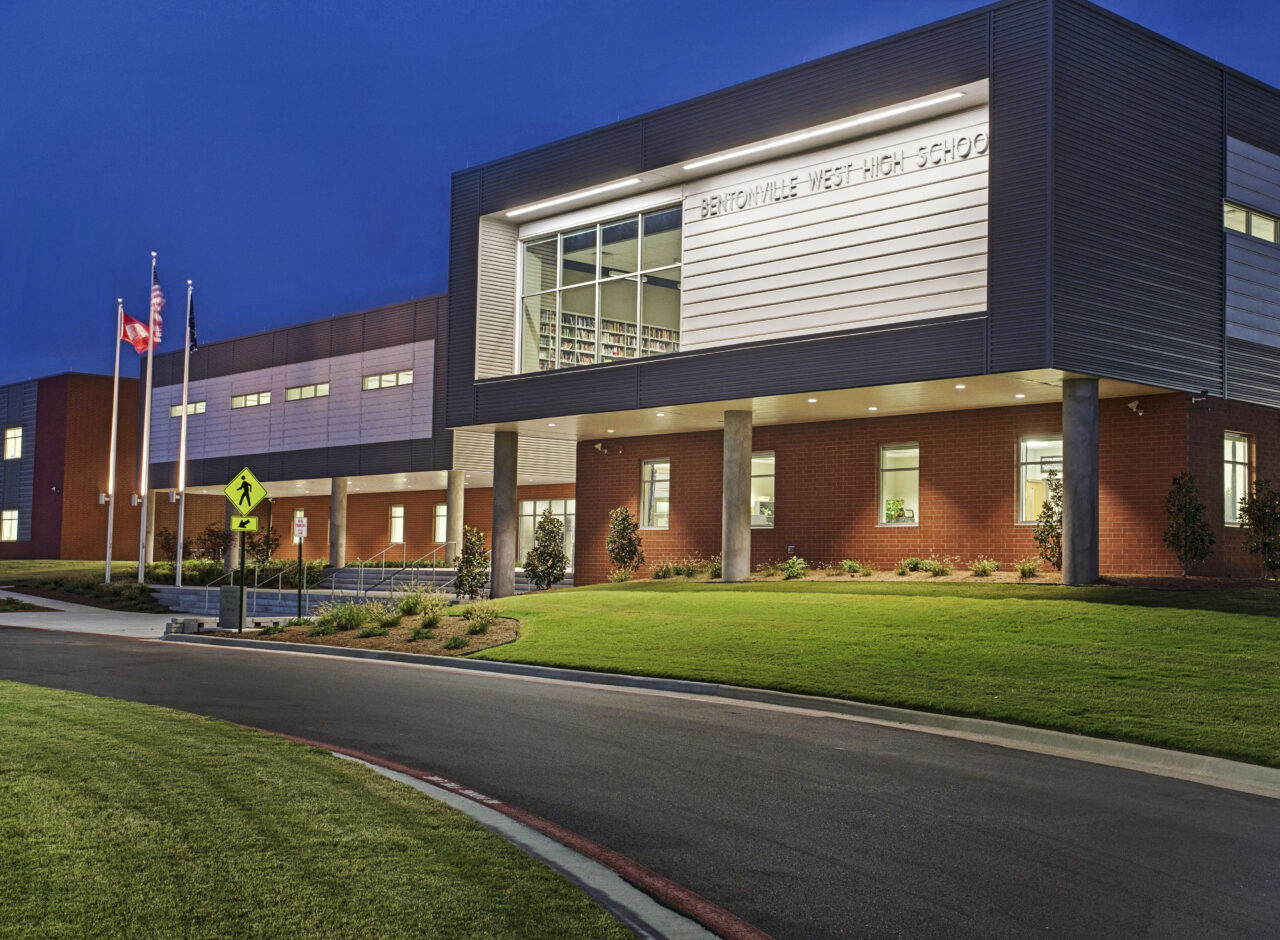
<box><xmin>0</xmin><ymin>561</ymin><xmax>165</xmax><ymax>613</ymax></box>
<box><xmin>475</xmin><ymin>580</ymin><xmax>1280</xmax><ymax>767</ymax></box>
<box><xmin>0</xmin><ymin>681</ymin><xmax>630</xmax><ymax>940</ymax></box>
<box><xmin>0</xmin><ymin>560</ymin><xmax>137</xmax><ymax>582</ymax></box>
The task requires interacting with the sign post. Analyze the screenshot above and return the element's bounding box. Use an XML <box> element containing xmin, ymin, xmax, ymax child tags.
<box><xmin>293</xmin><ymin>516</ymin><xmax>308</xmax><ymax>621</ymax></box>
<box><xmin>222</xmin><ymin>467</ymin><xmax>268</xmax><ymax>633</ymax></box>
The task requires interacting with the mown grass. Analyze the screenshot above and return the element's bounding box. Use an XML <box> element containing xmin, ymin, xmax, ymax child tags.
<box><xmin>0</xmin><ymin>560</ymin><xmax>137</xmax><ymax>582</ymax></box>
<box><xmin>0</xmin><ymin>681</ymin><xmax>630</xmax><ymax>940</ymax></box>
<box><xmin>475</xmin><ymin>580</ymin><xmax>1280</xmax><ymax>766</ymax></box>
<box><xmin>0</xmin><ymin>561</ymin><xmax>166</xmax><ymax>612</ymax></box>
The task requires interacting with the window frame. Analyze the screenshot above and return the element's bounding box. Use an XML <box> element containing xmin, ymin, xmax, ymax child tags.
<box><xmin>1017</xmin><ymin>435</ymin><xmax>1063</xmax><ymax>524</ymax></box>
<box><xmin>1224</xmin><ymin>200</ymin><xmax>1280</xmax><ymax>245</ymax></box>
<box><xmin>168</xmin><ymin>401</ymin><xmax>206</xmax><ymax>418</ymax></box>
<box><xmin>0</xmin><ymin>509</ymin><xmax>17</xmax><ymax>542</ymax></box>
<box><xmin>3</xmin><ymin>427</ymin><xmax>20</xmax><ymax>460</ymax></box>
<box><xmin>1224</xmin><ymin>431</ymin><xmax>1252</xmax><ymax>527</ymax></box>
<box><xmin>285</xmin><ymin>382</ymin><xmax>330</xmax><ymax>401</ymax></box>
<box><xmin>362</xmin><ymin>370</ymin><xmax>413</xmax><ymax>391</ymax></box>
<box><xmin>878</xmin><ymin>443</ymin><xmax>920</xmax><ymax>526</ymax></box>
<box><xmin>517</xmin><ymin>498</ymin><xmax>576</xmax><ymax>566</ymax></box>
<box><xmin>640</xmin><ymin>459</ymin><xmax>671</xmax><ymax>530</ymax></box>
<box><xmin>231</xmin><ymin>391</ymin><xmax>271</xmax><ymax>409</ymax></box>
<box><xmin>389</xmin><ymin>504</ymin><xmax>405</xmax><ymax>544</ymax></box>
<box><xmin>433</xmin><ymin>503</ymin><xmax>448</xmax><ymax>544</ymax></box>
<box><xmin>750</xmin><ymin>451</ymin><xmax>775</xmax><ymax>529</ymax></box>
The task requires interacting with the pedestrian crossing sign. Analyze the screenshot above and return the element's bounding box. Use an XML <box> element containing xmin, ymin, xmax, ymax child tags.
<box><xmin>224</xmin><ymin>466</ymin><xmax>267</xmax><ymax>515</ymax></box>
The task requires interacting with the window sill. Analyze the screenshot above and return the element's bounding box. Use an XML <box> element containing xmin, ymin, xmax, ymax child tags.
<box><xmin>876</xmin><ymin>522</ymin><xmax>919</xmax><ymax>528</ymax></box>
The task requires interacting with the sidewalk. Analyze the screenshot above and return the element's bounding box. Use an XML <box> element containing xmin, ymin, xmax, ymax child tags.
<box><xmin>0</xmin><ymin>588</ymin><xmax>170</xmax><ymax>639</ymax></box>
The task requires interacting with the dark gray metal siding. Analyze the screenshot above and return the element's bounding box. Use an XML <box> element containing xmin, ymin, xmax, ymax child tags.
<box><xmin>1049</xmin><ymin>1</ymin><xmax>1225</xmax><ymax>394</ymax></box>
<box><xmin>987</xmin><ymin>0</ymin><xmax>1052</xmax><ymax>371</ymax></box>
<box><xmin>446</xmin><ymin>171</ymin><xmax>482</xmax><ymax>428</ymax></box>
<box><xmin>1227</xmin><ymin>337</ymin><xmax>1280</xmax><ymax>407</ymax></box>
<box><xmin>0</xmin><ymin>380</ymin><xmax>37</xmax><ymax>540</ymax></box>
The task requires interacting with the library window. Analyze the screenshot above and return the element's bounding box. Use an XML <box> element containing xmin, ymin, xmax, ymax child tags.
<box><xmin>1224</xmin><ymin>432</ymin><xmax>1251</xmax><ymax>525</ymax></box>
<box><xmin>231</xmin><ymin>391</ymin><xmax>271</xmax><ymax>409</ymax></box>
<box><xmin>292</xmin><ymin>508</ymin><xmax>305</xmax><ymax>545</ymax></box>
<box><xmin>1018</xmin><ymin>436</ymin><xmax>1062</xmax><ymax>523</ymax></box>
<box><xmin>641</xmin><ymin>459</ymin><xmax>671</xmax><ymax>529</ymax></box>
<box><xmin>169</xmin><ymin>401</ymin><xmax>206</xmax><ymax>417</ymax></box>
<box><xmin>518</xmin><ymin>498</ymin><xmax>576</xmax><ymax>567</ymax></box>
<box><xmin>4</xmin><ymin>427</ymin><xmax>20</xmax><ymax>460</ymax></box>
<box><xmin>285</xmin><ymin>383</ymin><xmax>329</xmax><ymax>401</ymax></box>
<box><xmin>434</xmin><ymin>503</ymin><xmax>447</xmax><ymax>544</ymax></box>
<box><xmin>389</xmin><ymin>505</ymin><xmax>405</xmax><ymax>544</ymax></box>
<box><xmin>520</xmin><ymin>206</ymin><xmax>682</xmax><ymax>373</ymax></box>
<box><xmin>751</xmin><ymin>452</ymin><xmax>775</xmax><ymax>528</ymax></box>
<box><xmin>1224</xmin><ymin>201</ymin><xmax>1279</xmax><ymax>244</ymax></box>
<box><xmin>1</xmin><ymin>509</ymin><xmax>16</xmax><ymax>542</ymax></box>
<box><xmin>880</xmin><ymin>445</ymin><xmax>919</xmax><ymax>524</ymax></box>
<box><xmin>362</xmin><ymin>370</ymin><xmax>413</xmax><ymax>390</ymax></box>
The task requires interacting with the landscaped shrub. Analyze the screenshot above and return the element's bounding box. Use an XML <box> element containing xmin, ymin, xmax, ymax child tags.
<box><xmin>153</xmin><ymin>528</ymin><xmax>191</xmax><ymax>563</ymax></box>
<box><xmin>1239</xmin><ymin>478</ymin><xmax>1280</xmax><ymax>579</ymax></box>
<box><xmin>609</xmin><ymin>570</ymin><xmax>632</xmax><ymax>583</ymax></box>
<box><xmin>920</xmin><ymin>557</ymin><xmax>954</xmax><ymax>577</ymax></box>
<box><xmin>462</xmin><ymin>599</ymin><xmax>500</xmax><ymax>634</ymax></box>
<box><xmin>1032</xmin><ymin>467</ymin><xmax>1064</xmax><ymax>570</ymax></box>
<box><xmin>900</xmin><ymin>557</ymin><xmax>923</xmax><ymax>572</ymax></box>
<box><xmin>857</xmin><ymin>561</ymin><xmax>875</xmax><ymax>576</ymax></box>
<box><xmin>308</xmin><ymin>622</ymin><xmax>339</xmax><ymax>637</ymax></box>
<box><xmin>454</xmin><ymin>526</ymin><xmax>489</xmax><ymax>599</ymax></box>
<box><xmin>410</xmin><ymin>625</ymin><xmax>435</xmax><ymax>641</ymax></box>
<box><xmin>399</xmin><ymin>585</ymin><xmax>450</xmax><ymax>626</ymax></box>
<box><xmin>1016</xmin><ymin>558</ymin><xmax>1041</xmax><ymax>579</ymax></box>
<box><xmin>523</xmin><ymin>507</ymin><xmax>568</xmax><ymax>590</ymax></box>
<box><xmin>970</xmin><ymin>556</ymin><xmax>1000</xmax><ymax>577</ymax></box>
<box><xmin>781</xmin><ymin>556</ymin><xmax>807</xmax><ymax>579</ymax></box>
<box><xmin>707</xmin><ymin>555</ymin><xmax>722</xmax><ymax>579</ymax></box>
<box><xmin>651</xmin><ymin>557</ymin><xmax>715</xmax><ymax>579</ymax></box>
<box><xmin>246</xmin><ymin>527</ymin><xmax>282</xmax><ymax>566</ymax></box>
<box><xmin>606</xmin><ymin>507</ymin><xmax>645</xmax><ymax>580</ymax></box>
<box><xmin>313</xmin><ymin>601</ymin><xmax>369</xmax><ymax>633</ymax></box>
<box><xmin>444</xmin><ymin>635</ymin><xmax>469</xmax><ymax>650</ymax></box>
<box><xmin>1163</xmin><ymin>472</ymin><xmax>1215</xmax><ymax>576</ymax></box>
<box><xmin>356</xmin><ymin>624</ymin><xmax>389</xmax><ymax>638</ymax></box>
<box><xmin>651</xmin><ymin>561</ymin><xmax>677</xmax><ymax>579</ymax></box>
<box><xmin>258</xmin><ymin>622</ymin><xmax>284</xmax><ymax>636</ymax></box>
<box><xmin>754</xmin><ymin>560</ymin><xmax>784</xmax><ymax>576</ymax></box>
<box><xmin>363</xmin><ymin>601</ymin><xmax>402</xmax><ymax>629</ymax></box>
<box><xmin>894</xmin><ymin>563</ymin><xmax>910</xmax><ymax>576</ymax></box>
<box><xmin>286</xmin><ymin>616</ymin><xmax>312</xmax><ymax>626</ymax></box>
<box><xmin>192</xmin><ymin>523</ymin><xmax>232</xmax><ymax>562</ymax></box>
<box><xmin>840</xmin><ymin>559</ymin><xmax>862</xmax><ymax>575</ymax></box>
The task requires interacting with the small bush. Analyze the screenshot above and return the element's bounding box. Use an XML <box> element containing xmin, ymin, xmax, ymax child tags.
<box><xmin>609</xmin><ymin>570</ymin><xmax>632</xmax><ymax>583</ymax></box>
<box><xmin>285</xmin><ymin>617</ymin><xmax>312</xmax><ymax>626</ymax></box>
<box><xmin>462</xmin><ymin>599</ymin><xmax>500</xmax><ymax>634</ymax></box>
<box><xmin>523</xmin><ymin>507</ymin><xmax>568</xmax><ymax>590</ymax></box>
<box><xmin>356</xmin><ymin>625</ymin><xmax>389</xmax><ymax>638</ymax></box>
<box><xmin>970</xmin><ymin>556</ymin><xmax>1001</xmax><ymax>577</ymax></box>
<box><xmin>921</xmin><ymin>557</ymin><xmax>954</xmax><ymax>577</ymax></box>
<box><xmin>894</xmin><ymin>563</ymin><xmax>910</xmax><ymax>576</ymax></box>
<box><xmin>781</xmin><ymin>556</ymin><xmax>807</xmax><ymax>580</ymax></box>
<box><xmin>258</xmin><ymin>623</ymin><xmax>284</xmax><ymax>636</ymax></box>
<box><xmin>754</xmin><ymin>559</ymin><xmax>784</xmax><ymax>576</ymax></box>
<box><xmin>444</xmin><ymin>635</ymin><xmax>469</xmax><ymax>650</ymax></box>
<box><xmin>839</xmin><ymin>559</ymin><xmax>862</xmax><ymax>575</ymax></box>
<box><xmin>1033</xmin><ymin>467</ymin><xmax>1064</xmax><ymax>571</ymax></box>
<box><xmin>1239</xmin><ymin>479</ymin><xmax>1280</xmax><ymax>579</ymax></box>
<box><xmin>308</xmin><ymin>622</ymin><xmax>339</xmax><ymax>637</ymax></box>
<box><xmin>364</xmin><ymin>601</ymin><xmax>402</xmax><ymax>629</ymax></box>
<box><xmin>415</xmin><ymin>591</ymin><xmax>451</xmax><ymax>628</ymax></box>
<box><xmin>410</xmin><ymin>625</ymin><xmax>435</xmax><ymax>642</ymax></box>
<box><xmin>454</xmin><ymin>526</ymin><xmax>490</xmax><ymax>599</ymax></box>
<box><xmin>1016</xmin><ymin>558</ymin><xmax>1041</xmax><ymax>579</ymax></box>
<box><xmin>857</xmin><ymin>561</ymin><xmax>875</xmax><ymax>576</ymax></box>
<box><xmin>313</xmin><ymin>601</ymin><xmax>369</xmax><ymax>633</ymax></box>
<box><xmin>900</xmin><ymin>557</ymin><xmax>923</xmax><ymax>572</ymax></box>
<box><xmin>651</xmin><ymin>561</ymin><xmax>678</xmax><ymax>580</ymax></box>
<box><xmin>707</xmin><ymin>555</ymin><xmax>722</xmax><ymax>579</ymax></box>
<box><xmin>606</xmin><ymin>506</ymin><xmax>645</xmax><ymax>580</ymax></box>
<box><xmin>1163</xmin><ymin>472</ymin><xmax>1215</xmax><ymax>576</ymax></box>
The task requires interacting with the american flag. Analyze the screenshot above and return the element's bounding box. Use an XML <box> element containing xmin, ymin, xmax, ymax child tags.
<box><xmin>150</xmin><ymin>264</ymin><xmax>165</xmax><ymax>343</ymax></box>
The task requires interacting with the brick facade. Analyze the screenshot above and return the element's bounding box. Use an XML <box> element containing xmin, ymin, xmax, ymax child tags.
<box><xmin>572</xmin><ymin>393</ymin><xmax>1280</xmax><ymax>584</ymax></box>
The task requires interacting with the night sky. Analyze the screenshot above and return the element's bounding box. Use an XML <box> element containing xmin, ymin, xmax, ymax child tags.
<box><xmin>3</xmin><ymin>0</ymin><xmax>1278</xmax><ymax>386</ymax></box>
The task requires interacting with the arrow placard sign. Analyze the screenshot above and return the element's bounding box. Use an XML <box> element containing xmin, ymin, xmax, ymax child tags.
<box><xmin>223</xmin><ymin>466</ymin><xmax>268</xmax><ymax>515</ymax></box>
<box><xmin>231</xmin><ymin>515</ymin><xmax>259</xmax><ymax>532</ymax></box>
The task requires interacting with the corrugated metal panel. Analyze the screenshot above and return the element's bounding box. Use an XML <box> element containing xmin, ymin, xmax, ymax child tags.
<box><xmin>0</xmin><ymin>381</ymin><xmax>37</xmax><ymax>540</ymax></box>
<box><xmin>329</xmin><ymin>315</ymin><xmax>363</xmax><ymax>358</ymax></box>
<box><xmin>451</xmin><ymin>429</ymin><xmax>575</xmax><ymax>479</ymax></box>
<box><xmin>367</xmin><ymin>301</ymin><xmax>415</xmax><ymax>349</ymax></box>
<box><xmin>447</xmin><ymin>171</ymin><xmax>482</xmax><ymax>428</ymax></box>
<box><xmin>475</xmin><ymin>217</ymin><xmax>518</xmax><ymax>378</ymax></box>
<box><xmin>1226</xmin><ymin>73</ymin><xmax>1280</xmax><ymax>157</ymax></box>
<box><xmin>1228</xmin><ymin>137</ymin><xmax>1280</xmax><ymax>217</ymax></box>
<box><xmin>639</xmin><ymin>316</ymin><xmax>987</xmax><ymax>406</ymax></box>
<box><xmin>1226</xmin><ymin>235</ymin><xmax>1280</xmax><ymax>347</ymax></box>
<box><xmin>641</xmin><ymin>15</ymin><xmax>989</xmax><ymax>170</ymax></box>
<box><xmin>1050</xmin><ymin>1</ymin><xmax>1224</xmax><ymax>393</ymax></box>
<box><xmin>1226</xmin><ymin>337</ymin><xmax>1280</xmax><ymax>407</ymax></box>
<box><xmin>206</xmin><ymin>342</ymin><xmax>235</xmax><ymax>378</ymax></box>
<box><xmin>987</xmin><ymin>0</ymin><xmax>1051</xmax><ymax>371</ymax></box>
<box><xmin>479</xmin><ymin>122</ymin><xmax>645</xmax><ymax>215</ymax></box>
<box><xmin>473</xmin><ymin>365</ymin><xmax>641</xmax><ymax>425</ymax></box>
<box><xmin>232</xmin><ymin>333</ymin><xmax>273</xmax><ymax>373</ymax></box>
<box><xmin>287</xmin><ymin>321</ymin><xmax>332</xmax><ymax>362</ymax></box>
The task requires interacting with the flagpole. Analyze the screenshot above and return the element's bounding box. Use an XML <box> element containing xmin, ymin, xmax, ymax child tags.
<box><xmin>104</xmin><ymin>299</ymin><xmax>123</xmax><ymax>585</ymax></box>
<box><xmin>137</xmin><ymin>252</ymin><xmax>158</xmax><ymax>585</ymax></box>
<box><xmin>175</xmin><ymin>280</ymin><xmax>193</xmax><ymax>588</ymax></box>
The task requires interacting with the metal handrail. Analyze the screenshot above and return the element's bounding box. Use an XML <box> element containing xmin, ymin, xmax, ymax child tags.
<box><xmin>201</xmin><ymin>566</ymin><xmax>239</xmax><ymax>614</ymax></box>
<box><xmin>251</xmin><ymin>560</ymin><xmax>307</xmax><ymax>615</ymax></box>
<box><xmin>360</xmin><ymin>541</ymin><xmax>457</xmax><ymax>598</ymax></box>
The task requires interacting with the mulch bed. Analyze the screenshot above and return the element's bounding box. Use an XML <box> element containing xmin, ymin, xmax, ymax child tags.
<box><xmin>229</xmin><ymin>613</ymin><xmax>518</xmax><ymax>656</ymax></box>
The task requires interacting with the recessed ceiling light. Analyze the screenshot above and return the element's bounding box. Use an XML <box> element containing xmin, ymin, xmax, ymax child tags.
<box><xmin>656</xmin><ymin>412</ymin><xmax>665</xmax><ymax>417</ymax></box>
<box><xmin>807</xmin><ymin>398</ymin><xmax>817</xmax><ymax>403</ymax></box>
<box><xmin>1015</xmin><ymin>393</ymin><xmax>1026</xmax><ymax>399</ymax></box>
<box><xmin>548</xmin><ymin>422</ymin><xmax>556</xmax><ymax>427</ymax></box>
<box><xmin>606</xmin><ymin>429</ymin><xmax>614</xmax><ymax>433</ymax></box>
<box><xmin>868</xmin><ymin>406</ymin><xmax>878</xmax><ymax>412</ymax></box>
<box><xmin>955</xmin><ymin>384</ymin><xmax>966</xmax><ymax>390</ymax></box>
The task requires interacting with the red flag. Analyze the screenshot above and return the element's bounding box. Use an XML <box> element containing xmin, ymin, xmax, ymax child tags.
<box><xmin>150</xmin><ymin>265</ymin><xmax>165</xmax><ymax>343</ymax></box>
<box><xmin>121</xmin><ymin>313</ymin><xmax>151</xmax><ymax>354</ymax></box>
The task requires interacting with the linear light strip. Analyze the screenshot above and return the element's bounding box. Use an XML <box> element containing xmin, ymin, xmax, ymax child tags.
<box><xmin>506</xmin><ymin>178</ymin><xmax>643</xmax><ymax>218</ymax></box>
<box><xmin>682</xmin><ymin>92</ymin><xmax>967</xmax><ymax>171</ymax></box>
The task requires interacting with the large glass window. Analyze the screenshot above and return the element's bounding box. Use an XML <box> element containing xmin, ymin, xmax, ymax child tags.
<box><xmin>0</xmin><ymin>509</ymin><xmax>16</xmax><ymax>542</ymax></box>
<box><xmin>641</xmin><ymin>459</ymin><xmax>671</xmax><ymax>529</ymax></box>
<box><xmin>518</xmin><ymin>498</ymin><xmax>576</xmax><ymax>567</ymax></box>
<box><xmin>434</xmin><ymin>503</ymin><xmax>447</xmax><ymax>544</ymax></box>
<box><xmin>751</xmin><ymin>453</ymin><xmax>775</xmax><ymax>528</ymax></box>
<box><xmin>3</xmin><ymin>427</ymin><xmax>20</xmax><ymax>460</ymax></box>
<box><xmin>285</xmin><ymin>383</ymin><xmax>329</xmax><ymax>401</ymax></box>
<box><xmin>389</xmin><ymin>505</ymin><xmax>405</xmax><ymax>544</ymax></box>
<box><xmin>1225</xmin><ymin>201</ymin><xmax>1279</xmax><ymax>244</ymax></box>
<box><xmin>231</xmin><ymin>391</ymin><xmax>270</xmax><ymax>409</ymax></box>
<box><xmin>362</xmin><ymin>370</ymin><xmax>413</xmax><ymax>390</ymax></box>
<box><xmin>1224</xmin><ymin>432</ymin><xmax>1251</xmax><ymax>526</ymax></box>
<box><xmin>1019</xmin><ymin>436</ymin><xmax>1063</xmax><ymax>523</ymax></box>
<box><xmin>880</xmin><ymin>445</ymin><xmax>919</xmax><ymax>524</ymax></box>
<box><xmin>520</xmin><ymin>206</ymin><xmax>682</xmax><ymax>372</ymax></box>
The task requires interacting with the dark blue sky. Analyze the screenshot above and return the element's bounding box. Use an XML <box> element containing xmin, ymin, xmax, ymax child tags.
<box><xmin>3</xmin><ymin>0</ymin><xmax>1278</xmax><ymax>386</ymax></box>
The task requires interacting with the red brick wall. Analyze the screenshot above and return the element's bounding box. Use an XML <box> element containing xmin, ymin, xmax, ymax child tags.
<box><xmin>572</xmin><ymin>394</ymin><xmax>1223</xmax><ymax>584</ymax></box>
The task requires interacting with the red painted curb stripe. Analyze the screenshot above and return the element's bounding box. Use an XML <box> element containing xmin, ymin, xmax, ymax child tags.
<box><xmin>268</xmin><ymin>731</ymin><xmax>773</xmax><ymax>940</ymax></box>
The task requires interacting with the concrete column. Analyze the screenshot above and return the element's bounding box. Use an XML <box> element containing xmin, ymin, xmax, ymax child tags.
<box><xmin>721</xmin><ymin>410</ymin><xmax>753</xmax><ymax>582</ymax></box>
<box><xmin>143</xmin><ymin>493</ymin><xmax>158</xmax><ymax>565</ymax></box>
<box><xmin>491</xmin><ymin>431</ymin><xmax>518</xmax><ymax>598</ymax></box>
<box><xmin>1062</xmin><ymin>377</ymin><xmax>1100</xmax><ymax>586</ymax></box>
<box><xmin>445</xmin><ymin>469</ymin><xmax>465</xmax><ymax>564</ymax></box>
<box><xmin>329</xmin><ymin>476</ymin><xmax>349</xmax><ymax>569</ymax></box>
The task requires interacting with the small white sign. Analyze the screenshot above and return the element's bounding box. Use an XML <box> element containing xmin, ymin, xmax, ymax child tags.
<box><xmin>293</xmin><ymin>517</ymin><xmax>308</xmax><ymax>539</ymax></box>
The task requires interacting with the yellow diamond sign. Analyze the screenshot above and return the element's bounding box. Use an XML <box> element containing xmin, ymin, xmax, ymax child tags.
<box><xmin>224</xmin><ymin>467</ymin><xmax>268</xmax><ymax>516</ymax></box>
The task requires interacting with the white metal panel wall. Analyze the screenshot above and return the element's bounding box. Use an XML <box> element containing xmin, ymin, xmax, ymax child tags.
<box><xmin>148</xmin><ymin>340</ymin><xmax>435</xmax><ymax>464</ymax></box>
<box><xmin>1227</xmin><ymin>137</ymin><xmax>1280</xmax><ymax>348</ymax></box>
<box><xmin>452</xmin><ymin>429</ymin><xmax>576</xmax><ymax>480</ymax></box>
<box><xmin>476</xmin><ymin>217</ymin><xmax>518</xmax><ymax>378</ymax></box>
<box><xmin>680</xmin><ymin>107</ymin><xmax>989</xmax><ymax>349</ymax></box>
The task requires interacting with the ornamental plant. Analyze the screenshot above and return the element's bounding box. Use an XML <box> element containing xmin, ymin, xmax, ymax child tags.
<box><xmin>605</xmin><ymin>507</ymin><xmax>645</xmax><ymax>579</ymax></box>
<box><xmin>1032</xmin><ymin>467</ymin><xmax>1063</xmax><ymax>571</ymax></box>
<box><xmin>1239</xmin><ymin>478</ymin><xmax>1280</xmax><ymax>579</ymax></box>
<box><xmin>1162</xmin><ymin>472</ymin><xmax>1214</xmax><ymax>576</ymax></box>
<box><xmin>454</xmin><ymin>525</ymin><xmax>490</xmax><ymax>599</ymax></box>
<box><xmin>523</xmin><ymin>507</ymin><xmax>568</xmax><ymax>590</ymax></box>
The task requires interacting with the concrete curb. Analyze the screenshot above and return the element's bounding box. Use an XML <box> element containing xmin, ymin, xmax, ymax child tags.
<box><xmin>164</xmin><ymin>633</ymin><xmax>1280</xmax><ymax>800</ymax></box>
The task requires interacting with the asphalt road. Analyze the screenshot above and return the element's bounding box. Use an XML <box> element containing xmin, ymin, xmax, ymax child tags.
<box><xmin>2</xmin><ymin>627</ymin><xmax>1277</xmax><ymax>939</ymax></box>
